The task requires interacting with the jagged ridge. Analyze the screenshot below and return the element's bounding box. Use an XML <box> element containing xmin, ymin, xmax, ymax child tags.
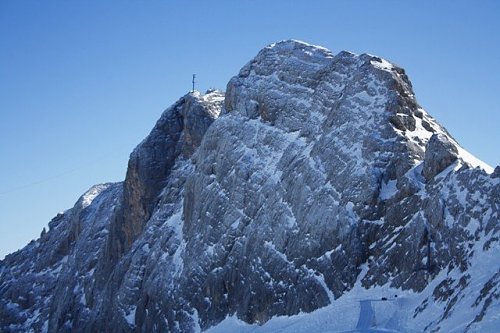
<box><xmin>1</xmin><ymin>40</ymin><xmax>498</xmax><ymax>333</ymax></box>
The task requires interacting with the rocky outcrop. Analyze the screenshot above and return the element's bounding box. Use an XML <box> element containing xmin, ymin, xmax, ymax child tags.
<box><xmin>108</xmin><ymin>91</ymin><xmax>223</xmax><ymax>261</ymax></box>
<box><xmin>423</xmin><ymin>133</ymin><xmax>459</xmax><ymax>181</ymax></box>
<box><xmin>1</xmin><ymin>40</ymin><xmax>498</xmax><ymax>333</ymax></box>
<box><xmin>0</xmin><ymin>183</ymin><xmax>122</xmax><ymax>332</ymax></box>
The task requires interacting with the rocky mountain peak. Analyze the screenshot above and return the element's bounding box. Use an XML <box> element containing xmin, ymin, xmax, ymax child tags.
<box><xmin>108</xmin><ymin>90</ymin><xmax>224</xmax><ymax>260</ymax></box>
<box><xmin>1</xmin><ymin>41</ymin><xmax>498</xmax><ymax>333</ymax></box>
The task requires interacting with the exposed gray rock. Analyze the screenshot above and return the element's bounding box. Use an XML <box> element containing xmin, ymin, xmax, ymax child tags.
<box><xmin>493</xmin><ymin>165</ymin><xmax>500</xmax><ymax>178</ymax></box>
<box><xmin>108</xmin><ymin>91</ymin><xmax>223</xmax><ymax>261</ymax></box>
<box><xmin>0</xmin><ymin>183</ymin><xmax>122</xmax><ymax>332</ymax></box>
<box><xmin>1</xmin><ymin>41</ymin><xmax>498</xmax><ymax>333</ymax></box>
<box><xmin>423</xmin><ymin>133</ymin><xmax>459</xmax><ymax>181</ymax></box>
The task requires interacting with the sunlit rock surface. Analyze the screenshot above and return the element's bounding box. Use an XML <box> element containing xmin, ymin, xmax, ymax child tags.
<box><xmin>1</xmin><ymin>41</ymin><xmax>498</xmax><ymax>333</ymax></box>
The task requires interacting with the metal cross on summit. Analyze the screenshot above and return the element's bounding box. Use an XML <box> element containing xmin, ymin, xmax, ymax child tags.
<box><xmin>192</xmin><ymin>74</ymin><xmax>196</xmax><ymax>92</ymax></box>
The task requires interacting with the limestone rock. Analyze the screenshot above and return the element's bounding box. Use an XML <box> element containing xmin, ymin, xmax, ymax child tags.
<box><xmin>108</xmin><ymin>90</ymin><xmax>224</xmax><ymax>260</ymax></box>
<box><xmin>422</xmin><ymin>133</ymin><xmax>459</xmax><ymax>181</ymax></box>
<box><xmin>1</xmin><ymin>41</ymin><xmax>498</xmax><ymax>333</ymax></box>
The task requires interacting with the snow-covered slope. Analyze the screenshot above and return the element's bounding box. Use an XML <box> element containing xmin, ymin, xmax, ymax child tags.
<box><xmin>1</xmin><ymin>40</ymin><xmax>498</xmax><ymax>333</ymax></box>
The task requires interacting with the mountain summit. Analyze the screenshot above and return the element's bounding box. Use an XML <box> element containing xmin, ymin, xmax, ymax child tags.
<box><xmin>1</xmin><ymin>40</ymin><xmax>498</xmax><ymax>332</ymax></box>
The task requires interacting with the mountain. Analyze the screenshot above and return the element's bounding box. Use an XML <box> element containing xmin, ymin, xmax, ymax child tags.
<box><xmin>1</xmin><ymin>40</ymin><xmax>498</xmax><ymax>333</ymax></box>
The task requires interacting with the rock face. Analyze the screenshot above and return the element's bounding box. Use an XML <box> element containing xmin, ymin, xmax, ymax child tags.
<box><xmin>422</xmin><ymin>133</ymin><xmax>459</xmax><ymax>181</ymax></box>
<box><xmin>1</xmin><ymin>40</ymin><xmax>499</xmax><ymax>333</ymax></box>
<box><xmin>108</xmin><ymin>91</ymin><xmax>223</xmax><ymax>261</ymax></box>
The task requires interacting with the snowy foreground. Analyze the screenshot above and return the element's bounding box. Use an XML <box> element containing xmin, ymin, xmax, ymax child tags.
<box><xmin>207</xmin><ymin>291</ymin><xmax>497</xmax><ymax>333</ymax></box>
<box><xmin>207</xmin><ymin>260</ymin><xmax>500</xmax><ymax>333</ymax></box>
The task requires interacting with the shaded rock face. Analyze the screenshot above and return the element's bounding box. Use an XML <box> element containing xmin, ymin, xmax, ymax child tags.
<box><xmin>1</xmin><ymin>41</ymin><xmax>499</xmax><ymax>333</ymax></box>
<box><xmin>0</xmin><ymin>183</ymin><xmax>122</xmax><ymax>333</ymax></box>
<box><xmin>422</xmin><ymin>133</ymin><xmax>459</xmax><ymax>181</ymax></box>
<box><xmin>108</xmin><ymin>91</ymin><xmax>223</xmax><ymax>260</ymax></box>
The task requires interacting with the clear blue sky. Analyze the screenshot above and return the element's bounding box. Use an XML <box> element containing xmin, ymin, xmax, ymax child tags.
<box><xmin>1</xmin><ymin>0</ymin><xmax>499</xmax><ymax>258</ymax></box>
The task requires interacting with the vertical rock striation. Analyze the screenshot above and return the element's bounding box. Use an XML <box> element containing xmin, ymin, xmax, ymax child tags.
<box><xmin>107</xmin><ymin>91</ymin><xmax>223</xmax><ymax>261</ymax></box>
<box><xmin>0</xmin><ymin>41</ymin><xmax>498</xmax><ymax>333</ymax></box>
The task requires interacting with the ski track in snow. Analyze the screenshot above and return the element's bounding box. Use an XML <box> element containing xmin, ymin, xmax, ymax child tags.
<box><xmin>205</xmin><ymin>297</ymin><xmax>415</xmax><ymax>333</ymax></box>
